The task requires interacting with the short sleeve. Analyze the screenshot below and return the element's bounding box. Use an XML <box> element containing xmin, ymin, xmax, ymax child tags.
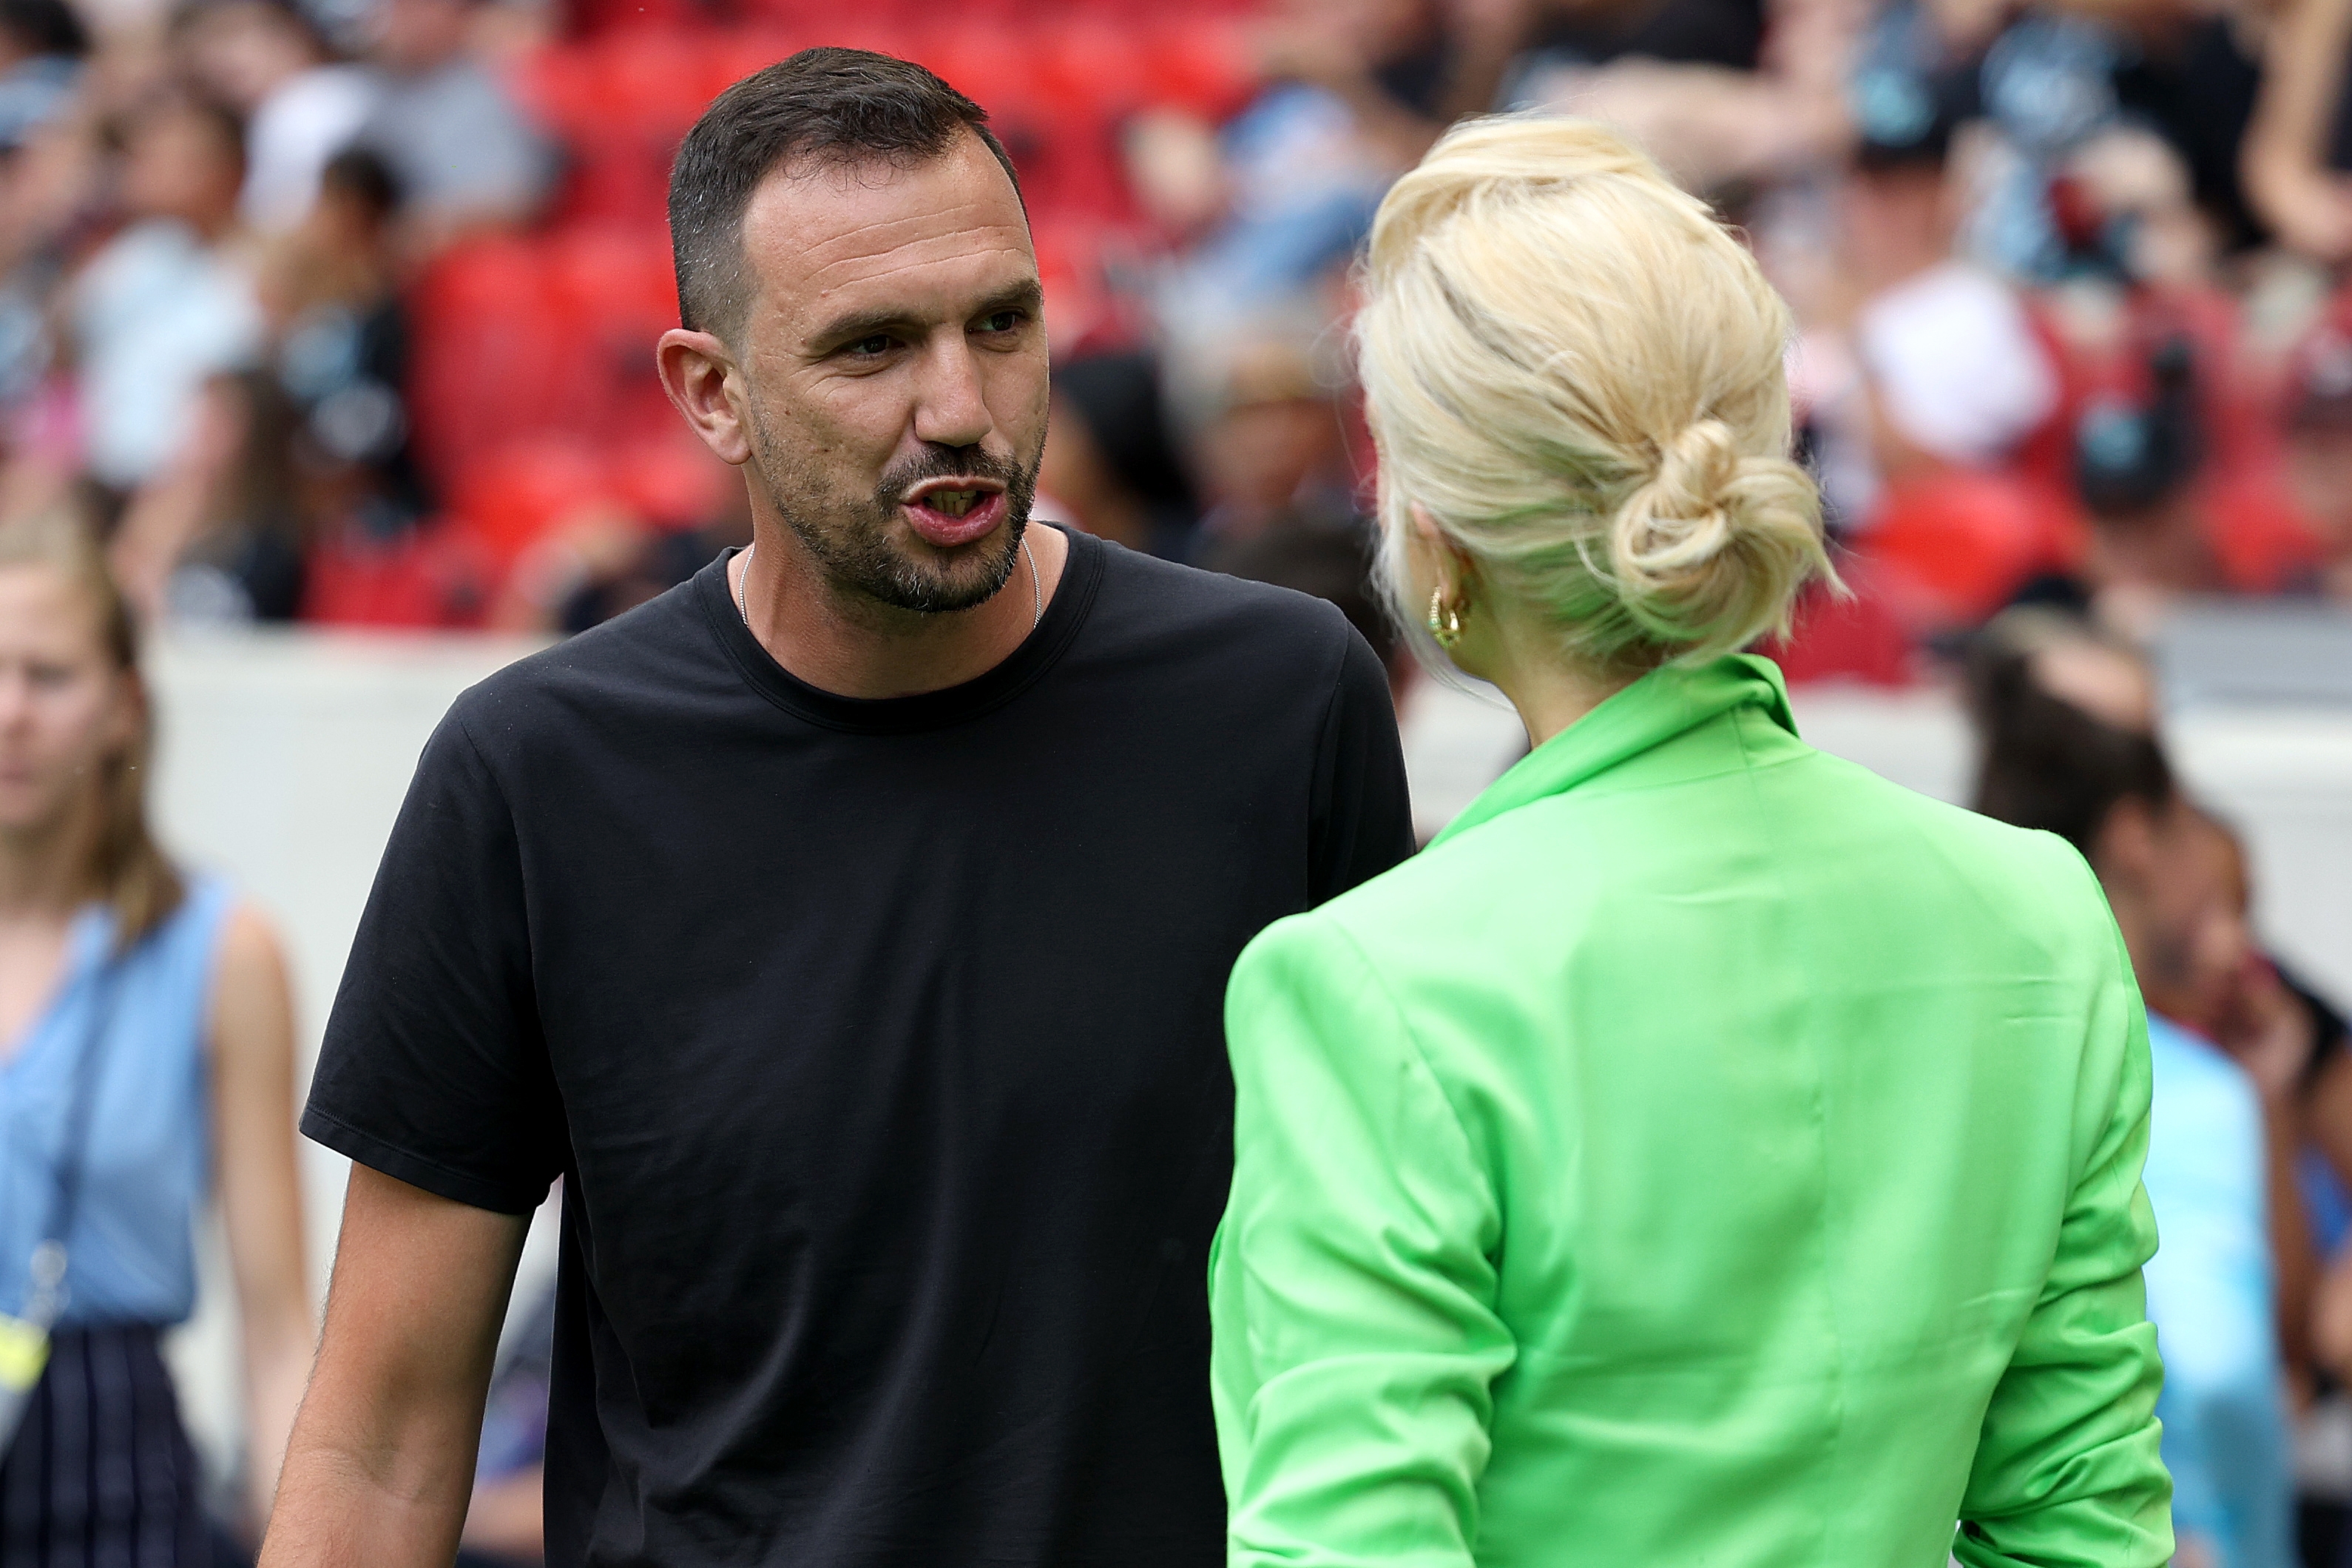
<box><xmin>302</xmin><ymin>706</ymin><xmax>564</xmax><ymax>1215</ymax></box>
<box><xmin>1307</xmin><ymin>626</ymin><xmax>1416</xmax><ymax>903</ymax></box>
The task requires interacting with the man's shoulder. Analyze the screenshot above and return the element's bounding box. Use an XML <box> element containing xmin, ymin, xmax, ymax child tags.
<box><xmin>445</xmin><ymin>569</ymin><xmax>720</xmax><ymax>751</ymax></box>
<box><xmin>1091</xmin><ymin>535</ymin><xmax>1361</xmax><ymax>660</ymax></box>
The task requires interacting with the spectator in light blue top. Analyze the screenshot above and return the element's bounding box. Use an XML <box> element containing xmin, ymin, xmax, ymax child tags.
<box><xmin>1968</xmin><ymin>610</ymin><xmax>2295</xmax><ymax>1568</ymax></box>
<box><xmin>0</xmin><ymin>511</ymin><xmax>309</xmax><ymax>1558</ymax></box>
<box><xmin>2143</xmin><ymin>1012</ymin><xmax>2294</xmax><ymax>1568</ymax></box>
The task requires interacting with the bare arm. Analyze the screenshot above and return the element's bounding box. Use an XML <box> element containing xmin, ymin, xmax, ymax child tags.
<box><xmin>258</xmin><ymin>1165</ymin><xmax>529</xmax><ymax>1568</ymax></box>
<box><xmin>209</xmin><ymin>905</ymin><xmax>314</xmax><ymax>1532</ymax></box>
<box><xmin>2244</xmin><ymin>0</ymin><xmax>2352</xmax><ymax>259</ymax></box>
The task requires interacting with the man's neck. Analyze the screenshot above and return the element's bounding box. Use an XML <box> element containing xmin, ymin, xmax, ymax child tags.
<box><xmin>731</xmin><ymin>522</ymin><xmax>1069</xmax><ymax>700</ymax></box>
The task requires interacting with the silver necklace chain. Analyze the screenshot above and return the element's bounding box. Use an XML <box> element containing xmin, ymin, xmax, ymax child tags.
<box><xmin>735</xmin><ymin>535</ymin><xmax>1043</xmax><ymax>633</ymax></box>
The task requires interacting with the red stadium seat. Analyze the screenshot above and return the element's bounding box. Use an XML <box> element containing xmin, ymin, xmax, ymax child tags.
<box><xmin>301</xmin><ymin>518</ymin><xmax>495</xmax><ymax>629</ymax></box>
<box><xmin>1139</xmin><ymin>16</ymin><xmax>1258</xmax><ymax>119</ymax></box>
<box><xmin>609</xmin><ymin>433</ymin><xmax>734</xmax><ymax>529</ymax></box>
<box><xmin>704</xmin><ymin>29</ymin><xmax>797</xmax><ymax>99</ymax></box>
<box><xmin>1032</xmin><ymin>20</ymin><xmax>1147</xmax><ymax>122</ymax></box>
<box><xmin>1764</xmin><ymin>566</ymin><xmax>1917</xmax><ymax>687</ymax></box>
<box><xmin>1856</xmin><ymin>469</ymin><xmax>2079</xmax><ymax>632</ymax></box>
<box><xmin>507</xmin><ymin>42</ymin><xmax>600</xmax><ymax>141</ymax></box>
<box><xmin>589</xmin><ymin>29</ymin><xmax>715</xmax><ymax>138</ymax></box>
<box><xmin>408</xmin><ymin>237</ymin><xmax>569</xmax><ymax>478</ymax></box>
<box><xmin>450</xmin><ymin>435</ymin><xmax>620</xmax><ymax>565</ymax></box>
<box><xmin>906</xmin><ymin>21</ymin><xmax>1040</xmax><ymax>124</ymax></box>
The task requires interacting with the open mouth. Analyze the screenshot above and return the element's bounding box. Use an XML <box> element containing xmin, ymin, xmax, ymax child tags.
<box><xmin>902</xmin><ymin>478</ymin><xmax>1010</xmax><ymax>547</ymax></box>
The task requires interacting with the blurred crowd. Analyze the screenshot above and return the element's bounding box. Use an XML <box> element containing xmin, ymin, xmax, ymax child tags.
<box><xmin>5</xmin><ymin>0</ymin><xmax>2352</xmax><ymax>649</ymax></box>
<box><xmin>1</xmin><ymin>0</ymin><xmax>2351</xmax><ymax>1558</ymax></box>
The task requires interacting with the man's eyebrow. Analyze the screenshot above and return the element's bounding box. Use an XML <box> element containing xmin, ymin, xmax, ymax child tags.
<box><xmin>804</xmin><ymin>277</ymin><xmax>1047</xmax><ymax>354</ymax></box>
<box><xmin>804</xmin><ymin>303</ymin><xmax>922</xmax><ymax>354</ymax></box>
<box><xmin>974</xmin><ymin>278</ymin><xmax>1047</xmax><ymax>319</ymax></box>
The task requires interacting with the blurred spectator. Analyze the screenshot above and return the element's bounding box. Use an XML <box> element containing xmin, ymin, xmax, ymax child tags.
<box><xmin>489</xmin><ymin>487</ymin><xmax>747</xmax><ymax>634</ymax></box>
<box><xmin>0</xmin><ymin>0</ymin><xmax>84</xmax><ymax>148</ymax></box>
<box><xmin>0</xmin><ymin>0</ymin><xmax>90</xmax><ymax>511</ymax></box>
<box><xmin>1180</xmin><ymin>331</ymin><xmax>1359</xmax><ymax>565</ymax></box>
<box><xmin>2245</xmin><ymin>0</ymin><xmax>2352</xmax><ymax>260</ymax></box>
<box><xmin>1791</xmin><ymin>90</ymin><xmax>2058</xmax><ymax>546</ymax></box>
<box><xmin>1037</xmin><ymin>350</ymin><xmax>1199</xmax><ymax>557</ymax></box>
<box><xmin>1250</xmin><ymin>0</ymin><xmax>1503</xmax><ymax>169</ymax></box>
<box><xmin>263</xmin><ymin>146</ymin><xmax>427</xmax><ymax>516</ymax></box>
<box><xmin>2197</xmin><ymin>813</ymin><xmax>2349</xmax><ymax>1390</ymax></box>
<box><xmin>177</xmin><ymin>0</ymin><xmax>377</xmax><ymax>235</ymax></box>
<box><xmin>353</xmin><ymin>0</ymin><xmax>551</xmax><ymax>253</ymax></box>
<box><xmin>459</xmin><ymin>1279</ymin><xmax>555</xmax><ymax>1568</ymax></box>
<box><xmin>1206</xmin><ymin>509</ymin><xmax>1403</xmax><ymax>702</ymax></box>
<box><xmin>2011</xmin><ymin>335</ymin><xmax>2223</xmax><ymax>639</ymax></box>
<box><xmin>1845</xmin><ymin>106</ymin><xmax>2058</xmax><ymax>482</ymax></box>
<box><xmin>0</xmin><ymin>508</ymin><xmax>311</xmax><ymax>1554</ymax></box>
<box><xmin>2280</xmin><ymin>292</ymin><xmax>2352</xmax><ymax>601</ymax></box>
<box><xmin>1507</xmin><ymin>0</ymin><xmax>1860</xmax><ymax>192</ymax></box>
<box><xmin>112</xmin><ymin>366</ymin><xmax>306</xmax><ymax>621</ymax></box>
<box><xmin>71</xmin><ymin>90</ymin><xmax>263</xmax><ymax>498</ymax></box>
<box><xmin>1142</xmin><ymin>0</ymin><xmax>1521</xmax><ymax>333</ymax></box>
<box><xmin>1970</xmin><ymin>607</ymin><xmax>2297</xmax><ymax>1568</ymax></box>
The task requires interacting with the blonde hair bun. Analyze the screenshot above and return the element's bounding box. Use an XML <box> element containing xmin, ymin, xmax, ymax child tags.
<box><xmin>1357</xmin><ymin>115</ymin><xmax>1837</xmax><ymax>669</ymax></box>
<box><xmin>1612</xmin><ymin>418</ymin><xmax>1828</xmax><ymax>646</ymax></box>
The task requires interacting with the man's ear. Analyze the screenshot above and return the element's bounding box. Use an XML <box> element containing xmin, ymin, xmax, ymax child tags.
<box><xmin>658</xmin><ymin>328</ymin><xmax>751</xmax><ymax>467</ymax></box>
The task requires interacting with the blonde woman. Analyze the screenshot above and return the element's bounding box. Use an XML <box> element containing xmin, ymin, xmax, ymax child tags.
<box><xmin>0</xmin><ymin>513</ymin><xmax>311</xmax><ymax>1558</ymax></box>
<box><xmin>1208</xmin><ymin>119</ymin><xmax>2173</xmax><ymax>1567</ymax></box>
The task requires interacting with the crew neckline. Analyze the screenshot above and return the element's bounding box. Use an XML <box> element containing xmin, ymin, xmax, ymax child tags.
<box><xmin>697</xmin><ymin>523</ymin><xmax>1106</xmax><ymax>735</ymax></box>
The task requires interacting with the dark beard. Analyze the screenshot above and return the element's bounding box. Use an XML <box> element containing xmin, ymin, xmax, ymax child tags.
<box><xmin>747</xmin><ymin>405</ymin><xmax>1041</xmax><ymax>615</ymax></box>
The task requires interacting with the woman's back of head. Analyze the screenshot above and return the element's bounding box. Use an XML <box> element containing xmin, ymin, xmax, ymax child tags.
<box><xmin>1358</xmin><ymin>115</ymin><xmax>1834</xmax><ymax>672</ymax></box>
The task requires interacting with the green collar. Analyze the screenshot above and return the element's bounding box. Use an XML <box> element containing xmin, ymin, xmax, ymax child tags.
<box><xmin>1430</xmin><ymin>654</ymin><xmax>1800</xmax><ymax>849</ymax></box>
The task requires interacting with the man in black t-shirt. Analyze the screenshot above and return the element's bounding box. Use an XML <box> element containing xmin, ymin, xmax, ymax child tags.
<box><xmin>259</xmin><ymin>47</ymin><xmax>1413</xmax><ymax>1568</ymax></box>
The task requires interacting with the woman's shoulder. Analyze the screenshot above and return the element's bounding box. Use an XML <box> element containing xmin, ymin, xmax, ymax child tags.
<box><xmin>135</xmin><ymin>873</ymin><xmax>277</xmax><ymax>994</ymax></box>
<box><xmin>1254</xmin><ymin>750</ymin><xmax>2112</xmax><ymax>994</ymax></box>
<box><xmin>1238</xmin><ymin>828</ymin><xmax>1529</xmax><ymax>998</ymax></box>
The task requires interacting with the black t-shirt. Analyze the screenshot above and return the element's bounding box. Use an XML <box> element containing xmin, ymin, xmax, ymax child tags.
<box><xmin>303</xmin><ymin>527</ymin><xmax>1414</xmax><ymax>1568</ymax></box>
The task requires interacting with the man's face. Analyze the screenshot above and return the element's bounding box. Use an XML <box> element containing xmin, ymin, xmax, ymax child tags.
<box><xmin>729</xmin><ymin>132</ymin><xmax>1049</xmax><ymax>615</ymax></box>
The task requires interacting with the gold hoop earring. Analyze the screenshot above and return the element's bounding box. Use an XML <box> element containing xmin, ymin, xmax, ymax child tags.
<box><xmin>1427</xmin><ymin>585</ymin><xmax>1466</xmax><ymax>649</ymax></box>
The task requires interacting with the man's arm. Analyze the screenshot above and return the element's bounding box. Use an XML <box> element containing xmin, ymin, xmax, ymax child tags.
<box><xmin>260</xmin><ymin>1165</ymin><xmax>529</xmax><ymax>1568</ymax></box>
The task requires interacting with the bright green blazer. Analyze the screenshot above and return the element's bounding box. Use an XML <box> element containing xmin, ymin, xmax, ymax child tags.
<box><xmin>1210</xmin><ymin>655</ymin><xmax>2171</xmax><ymax>1567</ymax></box>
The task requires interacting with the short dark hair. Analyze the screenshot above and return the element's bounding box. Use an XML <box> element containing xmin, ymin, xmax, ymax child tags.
<box><xmin>667</xmin><ymin>47</ymin><xmax>1021</xmax><ymax>342</ymax></box>
<box><xmin>0</xmin><ymin>0</ymin><xmax>88</xmax><ymax>58</ymax></box>
<box><xmin>321</xmin><ymin>145</ymin><xmax>402</xmax><ymax>223</ymax></box>
<box><xmin>1965</xmin><ymin>615</ymin><xmax>2174</xmax><ymax>855</ymax></box>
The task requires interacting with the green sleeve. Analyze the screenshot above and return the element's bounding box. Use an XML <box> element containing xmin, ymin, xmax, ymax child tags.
<box><xmin>1955</xmin><ymin>885</ymin><xmax>2173</xmax><ymax>1567</ymax></box>
<box><xmin>1210</xmin><ymin>914</ymin><xmax>1516</xmax><ymax>1568</ymax></box>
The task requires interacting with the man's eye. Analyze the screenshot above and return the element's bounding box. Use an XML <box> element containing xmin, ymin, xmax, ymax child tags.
<box><xmin>848</xmin><ymin>334</ymin><xmax>894</xmax><ymax>356</ymax></box>
<box><xmin>977</xmin><ymin>311</ymin><xmax>1024</xmax><ymax>334</ymax></box>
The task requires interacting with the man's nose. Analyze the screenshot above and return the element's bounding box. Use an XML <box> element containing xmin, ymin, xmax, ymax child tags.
<box><xmin>910</xmin><ymin>335</ymin><xmax>995</xmax><ymax>453</ymax></box>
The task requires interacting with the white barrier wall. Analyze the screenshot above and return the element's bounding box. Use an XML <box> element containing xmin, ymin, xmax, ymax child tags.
<box><xmin>147</xmin><ymin>630</ymin><xmax>550</xmax><ymax>1480</ymax></box>
<box><xmin>143</xmin><ymin>632</ymin><xmax>2352</xmax><ymax>1482</ymax></box>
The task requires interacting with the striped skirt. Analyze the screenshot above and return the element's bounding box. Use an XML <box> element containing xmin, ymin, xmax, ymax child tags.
<box><xmin>0</xmin><ymin>1325</ymin><xmax>209</xmax><ymax>1568</ymax></box>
